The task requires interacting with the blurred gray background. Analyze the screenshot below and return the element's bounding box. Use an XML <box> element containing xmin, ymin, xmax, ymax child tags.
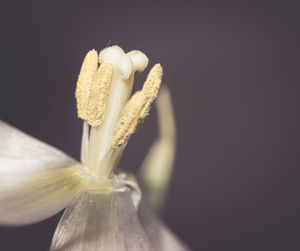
<box><xmin>0</xmin><ymin>0</ymin><xmax>300</xmax><ymax>250</ymax></box>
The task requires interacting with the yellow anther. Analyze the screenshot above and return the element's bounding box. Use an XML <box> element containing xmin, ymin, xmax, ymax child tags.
<box><xmin>142</xmin><ymin>64</ymin><xmax>163</xmax><ymax>100</ymax></box>
<box><xmin>87</xmin><ymin>63</ymin><xmax>113</xmax><ymax>127</ymax></box>
<box><xmin>141</xmin><ymin>64</ymin><xmax>163</xmax><ymax>118</ymax></box>
<box><xmin>75</xmin><ymin>50</ymin><xmax>98</xmax><ymax>120</ymax></box>
<box><xmin>111</xmin><ymin>91</ymin><xmax>147</xmax><ymax>147</ymax></box>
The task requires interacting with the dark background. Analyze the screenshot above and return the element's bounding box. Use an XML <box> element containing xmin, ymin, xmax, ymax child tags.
<box><xmin>0</xmin><ymin>0</ymin><xmax>300</xmax><ymax>250</ymax></box>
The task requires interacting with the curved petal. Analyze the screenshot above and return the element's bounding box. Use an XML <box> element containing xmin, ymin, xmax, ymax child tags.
<box><xmin>139</xmin><ymin>88</ymin><xmax>176</xmax><ymax>212</ymax></box>
<box><xmin>0</xmin><ymin>121</ymin><xmax>89</xmax><ymax>225</ymax></box>
<box><xmin>0</xmin><ymin>121</ymin><xmax>76</xmax><ymax>184</ymax></box>
<box><xmin>139</xmin><ymin>199</ymin><xmax>191</xmax><ymax>251</ymax></box>
<box><xmin>51</xmin><ymin>188</ymin><xmax>153</xmax><ymax>251</ymax></box>
<box><xmin>138</xmin><ymin>89</ymin><xmax>190</xmax><ymax>250</ymax></box>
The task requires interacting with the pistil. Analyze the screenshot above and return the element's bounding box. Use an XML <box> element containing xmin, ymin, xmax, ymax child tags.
<box><xmin>75</xmin><ymin>45</ymin><xmax>162</xmax><ymax>181</ymax></box>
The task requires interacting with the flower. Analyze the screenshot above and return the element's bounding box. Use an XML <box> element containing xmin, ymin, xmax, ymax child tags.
<box><xmin>0</xmin><ymin>45</ymin><xmax>190</xmax><ymax>251</ymax></box>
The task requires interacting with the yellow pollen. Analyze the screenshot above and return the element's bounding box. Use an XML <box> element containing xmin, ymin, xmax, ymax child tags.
<box><xmin>75</xmin><ymin>50</ymin><xmax>98</xmax><ymax>120</ymax></box>
<box><xmin>111</xmin><ymin>91</ymin><xmax>147</xmax><ymax>147</ymax></box>
<box><xmin>140</xmin><ymin>64</ymin><xmax>163</xmax><ymax>118</ymax></box>
<box><xmin>87</xmin><ymin>63</ymin><xmax>113</xmax><ymax>127</ymax></box>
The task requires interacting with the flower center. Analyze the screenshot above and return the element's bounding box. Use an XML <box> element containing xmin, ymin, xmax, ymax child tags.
<box><xmin>75</xmin><ymin>45</ymin><xmax>162</xmax><ymax>181</ymax></box>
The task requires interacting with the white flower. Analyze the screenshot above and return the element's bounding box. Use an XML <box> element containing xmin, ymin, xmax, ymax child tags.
<box><xmin>0</xmin><ymin>46</ymin><xmax>190</xmax><ymax>251</ymax></box>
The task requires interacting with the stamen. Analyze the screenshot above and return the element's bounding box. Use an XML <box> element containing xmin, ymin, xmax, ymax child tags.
<box><xmin>80</xmin><ymin>121</ymin><xmax>89</xmax><ymax>164</ymax></box>
<box><xmin>140</xmin><ymin>64</ymin><xmax>163</xmax><ymax>118</ymax></box>
<box><xmin>75</xmin><ymin>50</ymin><xmax>98</xmax><ymax>120</ymax></box>
<box><xmin>86</xmin><ymin>46</ymin><xmax>146</xmax><ymax>173</ymax></box>
<box><xmin>87</xmin><ymin>63</ymin><xmax>113</xmax><ymax>127</ymax></box>
<box><xmin>111</xmin><ymin>91</ymin><xmax>147</xmax><ymax>147</ymax></box>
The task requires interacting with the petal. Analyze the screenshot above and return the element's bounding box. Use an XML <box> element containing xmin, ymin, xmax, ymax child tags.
<box><xmin>0</xmin><ymin>121</ymin><xmax>89</xmax><ymax>225</ymax></box>
<box><xmin>139</xmin><ymin>88</ymin><xmax>176</xmax><ymax>211</ymax></box>
<box><xmin>0</xmin><ymin>121</ymin><xmax>76</xmax><ymax>184</ymax></box>
<box><xmin>139</xmin><ymin>199</ymin><xmax>191</xmax><ymax>251</ymax></box>
<box><xmin>138</xmin><ymin>90</ymin><xmax>190</xmax><ymax>250</ymax></box>
<box><xmin>50</xmin><ymin>188</ymin><xmax>153</xmax><ymax>251</ymax></box>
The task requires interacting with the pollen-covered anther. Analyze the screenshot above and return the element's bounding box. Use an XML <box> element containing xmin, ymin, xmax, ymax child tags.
<box><xmin>87</xmin><ymin>63</ymin><xmax>113</xmax><ymax>127</ymax></box>
<box><xmin>75</xmin><ymin>50</ymin><xmax>98</xmax><ymax>120</ymax></box>
<box><xmin>140</xmin><ymin>64</ymin><xmax>163</xmax><ymax>119</ymax></box>
<box><xmin>111</xmin><ymin>91</ymin><xmax>147</xmax><ymax>148</ymax></box>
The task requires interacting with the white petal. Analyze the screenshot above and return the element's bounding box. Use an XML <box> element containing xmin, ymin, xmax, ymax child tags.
<box><xmin>0</xmin><ymin>121</ymin><xmax>89</xmax><ymax>225</ymax></box>
<box><xmin>138</xmin><ymin>89</ymin><xmax>190</xmax><ymax>250</ymax></box>
<box><xmin>139</xmin><ymin>88</ymin><xmax>176</xmax><ymax>211</ymax></box>
<box><xmin>139</xmin><ymin>200</ymin><xmax>191</xmax><ymax>251</ymax></box>
<box><xmin>0</xmin><ymin>121</ymin><xmax>75</xmax><ymax>184</ymax></box>
<box><xmin>51</xmin><ymin>188</ymin><xmax>153</xmax><ymax>251</ymax></box>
